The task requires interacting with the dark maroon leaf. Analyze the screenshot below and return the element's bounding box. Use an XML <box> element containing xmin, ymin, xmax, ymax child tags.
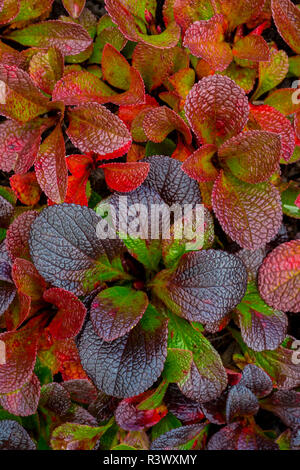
<box><xmin>143</xmin><ymin>155</ymin><xmax>202</xmax><ymax>206</ymax></box>
<box><xmin>0</xmin><ymin>194</ymin><xmax>14</xmax><ymax>227</ymax></box>
<box><xmin>261</xmin><ymin>391</ymin><xmax>300</xmax><ymax>428</ymax></box>
<box><xmin>0</xmin><ymin>420</ymin><xmax>36</xmax><ymax>450</ymax></box>
<box><xmin>164</xmin><ymin>384</ymin><xmax>204</xmax><ymax>425</ymax></box>
<box><xmin>167</xmin><ymin>311</ymin><xmax>228</xmax><ymax>403</ymax></box>
<box><xmin>236</xmin><ymin>247</ymin><xmax>267</xmax><ymax>282</ymax></box>
<box><xmin>236</xmin><ymin>283</ymin><xmax>288</xmax><ymax>352</ymax></box>
<box><xmin>77</xmin><ymin>306</ymin><xmax>168</xmax><ymax>398</ymax></box>
<box><xmin>201</xmin><ymin>393</ymin><xmax>227</xmax><ymax>425</ymax></box>
<box><xmin>0</xmin><ymin>374</ymin><xmax>40</xmax><ymax>417</ymax></box>
<box><xmin>62</xmin><ymin>379</ymin><xmax>97</xmax><ymax>405</ymax></box>
<box><xmin>0</xmin><ymin>258</ymin><xmax>16</xmax><ymax>317</ymax></box>
<box><xmin>88</xmin><ymin>392</ymin><xmax>120</xmax><ymax>423</ymax></box>
<box><xmin>207</xmin><ymin>422</ymin><xmax>278</xmax><ymax>450</ymax></box>
<box><xmin>29</xmin><ymin>204</ymin><xmax>125</xmax><ymax>295</ymax></box>
<box><xmin>239</xmin><ymin>364</ymin><xmax>273</xmax><ymax>399</ymax></box>
<box><xmin>226</xmin><ymin>384</ymin><xmax>259</xmax><ymax>422</ymax></box>
<box><xmin>150</xmin><ymin>423</ymin><xmax>206</xmax><ymax>450</ymax></box>
<box><xmin>62</xmin><ymin>405</ymin><xmax>98</xmax><ymax>427</ymax></box>
<box><xmin>90</xmin><ymin>286</ymin><xmax>149</xmax><ymax>341</ymax></box>
<box><xmin>40</xmin><ymin>383</ymin><xmax>71</xmax><ymax>416</ymax></box>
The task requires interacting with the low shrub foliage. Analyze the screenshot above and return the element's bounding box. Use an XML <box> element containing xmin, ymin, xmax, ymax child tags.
<box><xmin>0</xmin><ymin>0</ymin><xmax>299</xmax><ymax>451</ymax></box>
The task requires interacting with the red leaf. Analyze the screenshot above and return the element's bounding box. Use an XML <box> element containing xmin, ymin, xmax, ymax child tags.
<box><xmin>62</xmin><ymin>379</ymin><xmax>97</xmax><ymax>405</ymax></box>
<box><xmin>258</xmin><ymin>240</ymin><xmax>300</xmax><ymax>313</ymax></box>
<box><xmin>6</xmin><ymin>210</ymin><xmax>39</xmax><ymax>261</ymax></box>
<box><xmin>185</xmin><ymin>75</ymin><xmax>249</xmax><ymax>146</ymax></box>
<box><xmin>249</xmin><ymin>104</ymin><xmax>296</xmax><ymax>162</ymax></box>
<box><xmin>0</xmin><ymin>373</ymin><xmax>40</xmax><ymax>417</ymax></box>
<box><xmin>64</xmin><ymin>175</ymin><xmax>89</xmax><ymax>206</ymax></box>
<box><xmin>35</xmin><ymin>124</ymin><xmax>68</xmax><ymax>204</ymax></box>
<box><xmin>52</xmin><ymin>72</ymin><xmax>115</xmax><ymax>107</ymax></box>
<box><xmin>0</xmin><ymin>64</ymin><xmax>49</xmax><ymax>123</ymax></box>
<box><xmin>53</xmin><ymin>63</ymin><xmax>145</xmax><ymax>107</ymax></box>
<box><xmin>171</xmin><ymin>136</ymin><xmax>193</xmax><ymax>162</ymax></box>
<box><xmin>271</xmin><ymin>0</ymin><xmax>300</xmax><ymax>54</ymax></box>
<box><xmin>132</xmin><ymin>43</ymin><xmax>188</xmax><ymax>91</ymax></box>
<box><xmin>115</xmin><ymin>392</ymin><xmax>168</xmax><ymax>431</ymax></box>
<box><xmin>0</xmin><ymin>0</ymin><xmax>20</xmax><ymax>25</ymax></box>
<box><xmin>104</xmin><ymin>0</ymin><xmax>180</xmax><ymax>49</ymax></box>
<box><xmin>101</xmin><ymin>44</ymin><xmax>145</xmax><ymax>105</ymax></box>
<box><xmin>64</xmin><ymin>153</ymin><xmax>95</xmax><ymax>206</ymax></box>
<box><xmin>208</xmin><ymin>422</ymin><xmax>278</xmax><ymax>450</ymax></box>
<box><xmin>218</xmin><ymin>130</ymin><xmax>281</xmax><ymax>183</ymax></box>
<box><xmin>143</xmin><ymin>106</ymin><xmax>192</xmax><ymax>144</ymax></box>
<box><xmin>183</xmin><ymin>15</ymin><xmax>233</xmax><ymax>72</ymax></box>
<box><xmin>4</xmin><ymin>292</ymin><xmax>31</xmax><ymax>332</ymax></box>
<box><xmin>0</xmin><ymin>420</ymin><xmax>36</xmax><ymax>450</ymax></box>
<box><xmin>62</xmin><ymin>0</ymin><xmax>86</xmax><ymax>18</ymax></box>
<box><xmin>99</xmin><ymin>162</ymin><xmax>150</xmax><ymax>192</ymax></box>
<box><xmin>9</xmin><ymin>172</ymin><xmax>41</xmax><ymax>206</ymax></box>
<box><xmin>232</xmin><ymin>34</ymin><xmax>270</xmax><ymax>61</ymax></box>
<box><xmin>182</xmin><ymin>145</ymin><xmax>218</xmax><ymax>182</ymax></box>
<box><xmin>212</xmin><ymin>171</ymin><xmax>282</xmax><ymax>249</ymax></box>
<box><xmin>295</xmin><ymin>112</ymin><xmax>300</xmax><ymax>140</ymax></box>
<box><xmin>217</xmin><ymin>0</ymin><xmax>265</xmax><ymax>31</ymax></box>
<box><xmin>6</xmin><ymin>20</ymin><xmax>93</xmax><ymax>56</ymax></box>
<box><xmin>66</xmin><ymin>103</ymin><xmax>132</xmax><ymax>158</ymax></box>
<box><xmin>43</xmin><ymin>287</ymin><xmax>87</xmax><ymax>340</ymax></box>
<box><xmin>0</xmin><ymin>118</ymin><xmax>43</xmax><ymax>174</ymax></box>
<box><xmin>119</xmin><ymin>95</ymin><xmax>159</xmax><ymax>130</ymax></box>
<box><xmin>0</xmin><ymin>326</ymin><xmax>38</xmax><ymax>393</ymax></box>
<box><xmin>127</xmin><ymin>143</ymin><xmax>146</xmax><ymax>162</ymax></box>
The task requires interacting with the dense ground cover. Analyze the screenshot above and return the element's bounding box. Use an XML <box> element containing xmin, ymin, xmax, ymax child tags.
<box><xmin>0</xmin><ymin>0</ymin><xmax>299</xmax><ymax>451</ymax></box>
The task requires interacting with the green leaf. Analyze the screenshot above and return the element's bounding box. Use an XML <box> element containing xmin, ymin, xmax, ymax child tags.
<box><xmin>252</xmin><ymin>48</ymin><xmax>289</xmax><ymax>100</ymax></box>
<box><xmin>151</xmin><ymin>413</ymin><xmax>182</xmax><ymax>441</ymax></box>
<box><xmin>51</xmin><ymin>421</ymin><xmax>112</xmax><ymax>450</ymax></box>
<box><xmin>112</xmin><ymin>444</ymin><xmax>137</xmax><ymax>450</ymax></box>
<box><xmin>121</xmin><ymin>236</ymin><xmax>162</xmax><ymax>271</ymax></box>
<box><xmin>6</xmin><ymin>20</ymin><xmax>92</xmax><ymax>56</ymax></box>
<box><xmin>162</xmin><ymin>348</ymin><xmax>193</xmax><ymax>383</ymax></box>
<box><xmin>145</xmin><ymin>139</ymin><xmax>176</xmax><ymax>157</ymax></box>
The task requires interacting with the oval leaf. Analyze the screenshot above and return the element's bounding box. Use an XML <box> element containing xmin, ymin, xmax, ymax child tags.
<box><xmin>77</xmin><ymin>306</ymin><xmax>168</xmax><ymax>398</ymax></box>
<box><xmin>90</xmin><ymin>286</ymin><xmax>149</xmax><ymax>341</ymax></box>
<box><xmin>185</xmin><ymin>75</ymin><xmax>249</xmax><ymax>146</ymax></box>
<box><xmin>66</xmin><ymin>103</ymin><xmax>132</xmax><ymax>158</ymax></box>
